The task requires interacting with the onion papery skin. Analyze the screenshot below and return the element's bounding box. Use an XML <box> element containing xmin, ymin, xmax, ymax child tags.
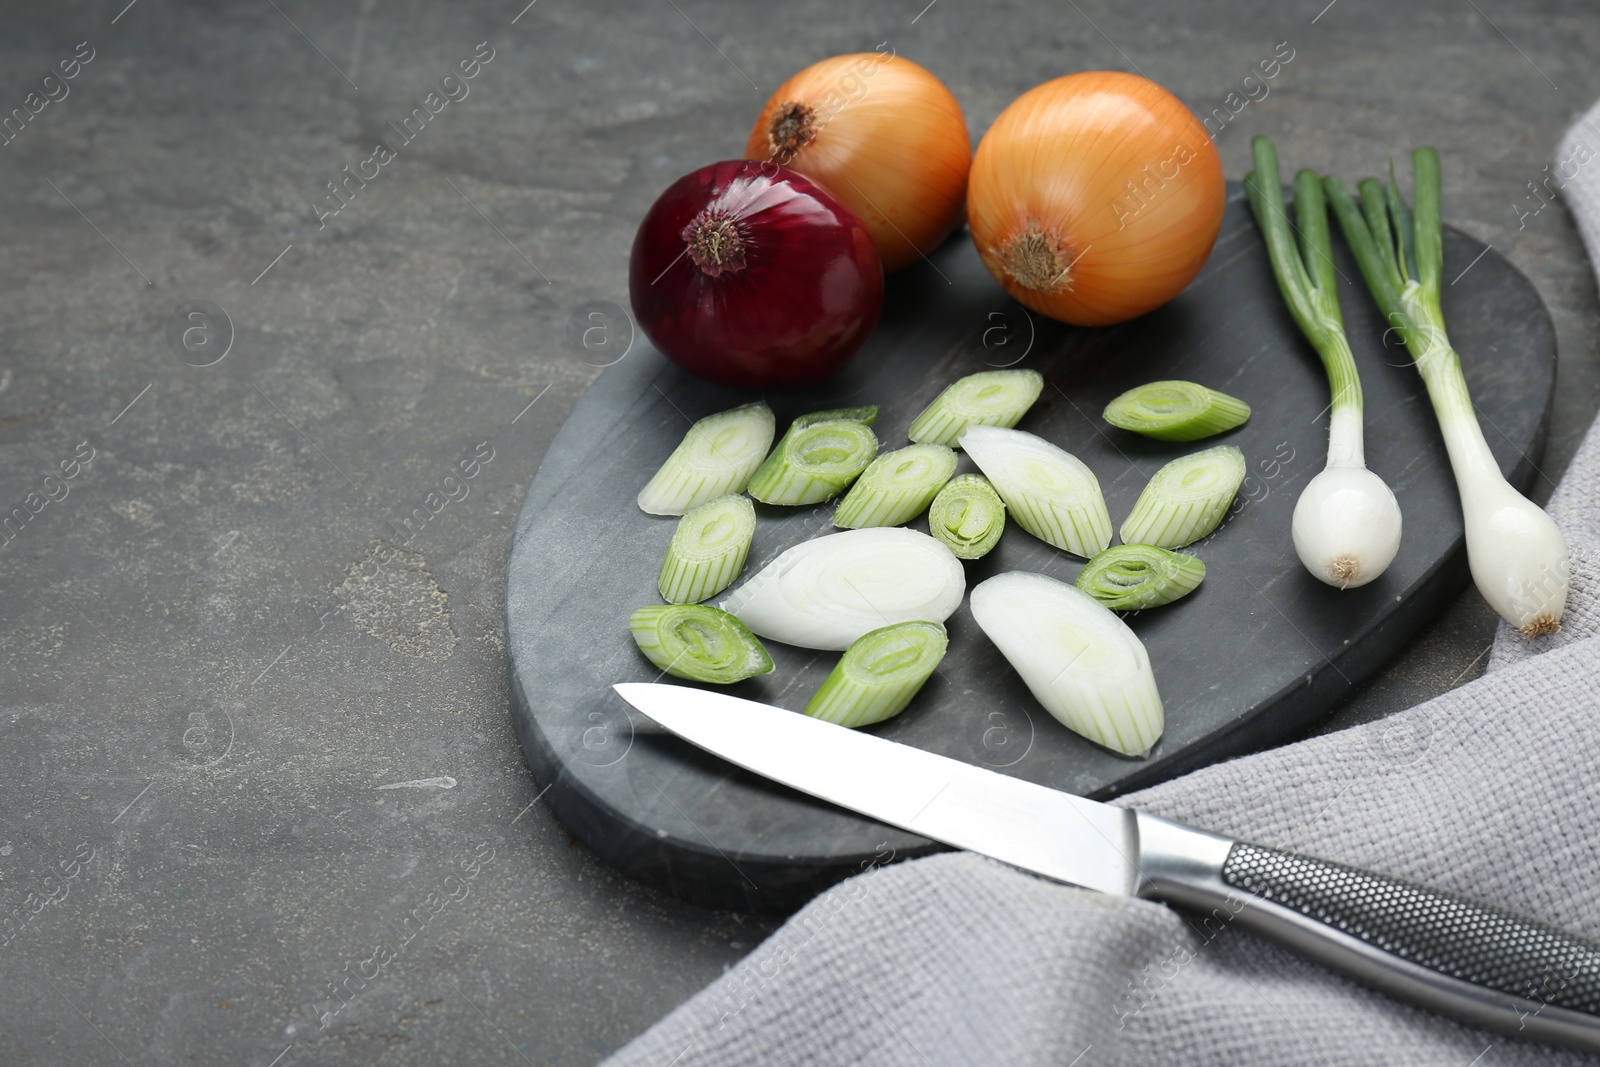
<box><xmin>745</xmin><ymin>53</ymin><xmax>971</xmax><ymax>272</ymax></box>
<box><xmin>966</xmin><ymin>72</ymin><xmax>1225</xmax><ymax>326</ymax></box>
<box><xmin>629</xmin><ymin>160</ymin><xmax>884</xmax><ymax>389</ymax></box>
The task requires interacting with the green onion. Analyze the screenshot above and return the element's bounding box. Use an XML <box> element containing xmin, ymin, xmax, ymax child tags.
<box><xmin>747</xmin><ymin>417</ymin><xmax>879</xmax><ymax>506</ymax></box>
<box><xmin>1244</xmin><ymin>136</ymin><xmax>1401</xmax><ymax>589</ymax></box>
<box><xmin>1076</xmin><ymin>544</ymin><xmax>1205</xmax><ymax>611</ymax></box>
<box><xmin>637</xmin><ymin>401</ymin><xmax>776</xmax><ymax>516</ymax></box>
<box><xmin>804</xmin><ymin>621</ymin><xmax>949</xmax><ymax>728</ymax></box>
<box><xmin>628</xmin><ymin>604</ymin><xmax>773</xmax><ymax>684</ymax></box>
<box><xmin>960</xmin><ymin>426</ymin><xmax>1112</xmax><ymax>558</ymax></box>
<box><xmin>657</xmin><ymin>494</ymin><xmax>756</xmax><ymax>604</ymax></box>
<box><xmin>793</xmin><ymin>406</ymin><xmax>878</xmax><ymax>429</ymax></box>
<box><xmin>721</xmin><ymin>527</ymin><xmax>965</xmax><ymax>651</ymax></box>
<box><xmin>1102</xmin><ymin>380</ymin><xmax>1250</xmax><ymax>441</ymax></box>
<box><xmin>971</xmin><ymin>571</ymin><xmax>1163</xmax><ymax>757</ymax></box>
<box><xmin>833</xmin><ymin>444</ymin><xmax>958</xmax><ymax>529</ymax></box>
<box><xmin>927</xmin><ymin>474</ymin><xmax>1007</xmax><ymax>560</ymax></box>
<box><xmin>908</xmin><ymin>369</ymin><xmax>1044</xmax><ymax>447</ymax></box>
<box><xmin>1324</xmin><ymin>150</ymin><xmax>1567</xmax><ymax>634</ymax></box>
<box><xmin>1119</xmin><ymin>445</ymin><xmax>1245</xmax><ymax>550</ymax></box>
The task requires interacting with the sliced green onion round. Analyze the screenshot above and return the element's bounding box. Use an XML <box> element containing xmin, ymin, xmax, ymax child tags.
<box><xmin>747</xmin><ymin>419</ymin><xmax>879</xmax><ymax>506</ymax></box>
<box><xmin>928</xmin><ymin>474</ymin><xmax>1006</xmax><ymax>560</ymax></box>
<box><xmin>658</xmin><ymin>494</ymin><xmax>756</xmax><ymax>604</ymax></box>
<box><xmin>1076</xmin><ymin>544</ymin><xmax>1205</xmax><ymax>611</ymax></box>
<box><xmin>908</xmin><ymin>369</ymin><xmax>1044</xmax><ymax>447</ymax></box>
<box><xmin>638</xmin><ymin>401</ymin><xmax>775</xmax><ymax>516</ymax></box>
<box><xmin>960</xmin><ymin>426</ymin><xmax>1112</xmax><ymax>558</ymax></box>
<box><xmin>805</xmin><ymin>621</ymin><xmax>949</xmax><ymax>728</ymax></box>
<box><xmin>1102</xmin><ymin>381</ymin><xmax>1251</xmax><ymax>442</ymax></box>
<box><xmin>628</xmin><ymin>604</ymin><xmax>773</xmax><ymax>684</ymax></box>
<box><xmin>794</xmin><ymin>406</ymin><xmax>878</xmax><ymax>430</ymax></box>
<box><xmin>833</xmin><ymin>444</ymin><xmax>958</xmax><ymax>529</ymax></box>
<box><xmin>1119</xmin><ymin>445</ymin><xmax>1246</xmax><ymax>550</ymax></box>
<box><xmin>971</xmin><ymin>571</ymin><xmax>1163</xmax><ymax>757</ymax></box>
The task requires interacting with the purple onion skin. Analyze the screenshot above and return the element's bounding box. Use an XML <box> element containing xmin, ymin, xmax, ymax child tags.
<box><xmin>629</xmin><ymin>160</ymin><xmax>884</xmax><ymax>390</ymax></box>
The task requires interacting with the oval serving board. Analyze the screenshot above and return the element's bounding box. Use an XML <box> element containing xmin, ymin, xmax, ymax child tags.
<box><xmin>506</xmin><ymin>185</ymin><xmax>1555</xmax><ymax>912</ymax></box>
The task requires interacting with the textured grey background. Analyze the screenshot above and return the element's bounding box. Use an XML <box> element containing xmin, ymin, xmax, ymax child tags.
<box><xmin>0</xmin><ymin>1</ymin><xmax>1595</xmax><ymax>1064</ymax></box>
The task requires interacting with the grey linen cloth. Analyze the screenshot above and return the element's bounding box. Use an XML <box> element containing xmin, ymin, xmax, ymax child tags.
<box><xmin>602</xmin><ymin>107</ymin><xmax>1600</xmax><ymax>1067</ymax></box>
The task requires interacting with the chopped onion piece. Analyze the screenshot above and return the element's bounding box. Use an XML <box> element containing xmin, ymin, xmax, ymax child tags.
<box><xmin>971</xmin><ymin>571</ymin><xmax>1163</xmax><ymax>757</ymax></box>
<box><xmin>960</xmin><ymin>426</ymin><xmax>1112</xmax><ymax>557</ymax></box>
<box><xmin>1119</xmin><ymin>445</ymin><xmax>1245</xmax><ymax>549</ymax></box>
<box><xmin>928</xmin><ymin>474</ymin><xmax>1007</xmax><ymax>560</ymax></box>
<box><xmin>794</xmin><ymin>406</ymin><xmax>878</xmax><ymax>429</ymax></box>
<box><xmin>628</xmin><ymin>604</ymin><xmax>773</xmax><ymax>684</ymax></box>
<box><xmin>804</xmin><ymin>621</ymin><xmax>949</xmax><ymax>728</ymax></box>
<box><xmin>747</xmin><ymin>418</ymin><xmax>879</xmax><ymax>506</ymax></box>
<box><xmin>721</xmin><ymin>527</ymin><xmax>965</xmax><ymax>651</ymax></box>
<box><xmin>908</xmin><ymin>369</ymin><xmax>1045</xmax><ymax>447</ymax></box>
<box><xmin>833</xmin><ymin>444</ymin><xmax>957</xmax><ymax>529</ymax></box>
<box><xmin>1102</xmin><ymin>380</ymin><xmax>1250</xmax><ymax>441</ymax></box>
<box><xmin>1076</xmin><ymin>544</ymin><xmax>1205</xmax><ymax>611</ymax></box>
<box><xmin>638</xmin><ymin>401</ymin><xmax>775</xmax><ymax>516</ymax></box>
<box><xmin>658</xmin><ymin>494</ymin><xmax>756</xmax><ymax>604</ymax></box>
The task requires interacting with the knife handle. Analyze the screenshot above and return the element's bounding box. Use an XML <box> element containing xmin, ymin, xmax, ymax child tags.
<box><xmin>1133</xmin><ymin>812</ymin><xmax>1600</xmax><ymax>1051</ymax></box>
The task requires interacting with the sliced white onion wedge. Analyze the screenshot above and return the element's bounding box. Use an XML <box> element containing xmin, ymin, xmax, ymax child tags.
<box><xmin>960</xmin><ymin>426</ymin><xmax>1112</xmax><ymax>557</ymax></box>
<box><xmin>720</xmin><ymin>527</ymin><xmax>965</xmax><ymax>651</ymax></box>
<box><xmin>970</xmin><ymin>571</ymin><xmax>1164</xmax><ymax>757</ymax></box>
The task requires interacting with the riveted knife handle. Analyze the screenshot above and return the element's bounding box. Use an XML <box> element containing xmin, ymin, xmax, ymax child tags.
<box><xmin>1133</xmin><ymin>812</ymin><xmax>1600</xmax><ymax>1051</ymax></box>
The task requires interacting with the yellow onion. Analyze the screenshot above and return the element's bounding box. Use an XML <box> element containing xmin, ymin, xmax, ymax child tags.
<box><xmin>745</xmin><ymin>51</ymin><xmax>971</xmax><ymax>272</ymax></box>
<box><xmin>967</xmin><ymin>71</ymin><xmax>1224</xmax><ymax>326</ymax></box>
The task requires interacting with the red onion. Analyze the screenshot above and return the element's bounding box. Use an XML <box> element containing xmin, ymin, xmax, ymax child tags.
<box><xmin>629</xmin><ymin>160</ymin><xmax>884</xmax><ymax>389</ymax></box>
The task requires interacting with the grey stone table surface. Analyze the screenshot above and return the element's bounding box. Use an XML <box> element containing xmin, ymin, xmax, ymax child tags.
<box><xmin>0</xmin><ymin>1</ymin><xmax>1596</xmax><ymax>1063</ymax></box>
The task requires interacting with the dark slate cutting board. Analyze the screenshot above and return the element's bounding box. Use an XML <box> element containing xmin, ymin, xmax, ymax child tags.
<box><xmin>505</xmin><ymin>184</ymin><xmax>1555</xmax><ymax>912</ymax></box>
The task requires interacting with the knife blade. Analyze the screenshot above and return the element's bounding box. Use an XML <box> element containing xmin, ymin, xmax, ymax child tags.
<box><xmin>614</xmin><ymin>682</ymin><xmax>1600</xmax><ymax>1051</ymax></box>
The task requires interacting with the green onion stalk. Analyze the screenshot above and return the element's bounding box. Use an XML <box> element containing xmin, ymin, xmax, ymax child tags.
<box><xmin>1244</xmin><ymin>136</ymin><xmax>1402</xmax><ymax>589</ymax></box>
<box><xmin>1323</xmin><ymin>148</ymin><xmax>1566</xmax><ymax>635</ymax></box>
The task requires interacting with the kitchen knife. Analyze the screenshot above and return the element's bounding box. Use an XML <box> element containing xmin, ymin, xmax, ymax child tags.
<box><xmin>614</xmin><ymin>681</ymin><xmax>1600</xmax><ymax>1051</ymax></box>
